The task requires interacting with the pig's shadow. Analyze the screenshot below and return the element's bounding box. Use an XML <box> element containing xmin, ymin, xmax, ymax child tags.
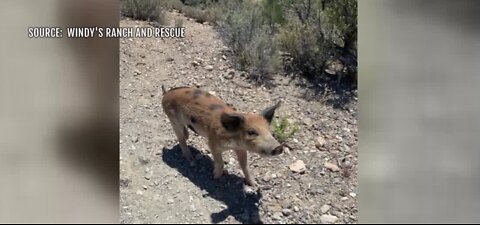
<box><xmin>162</xmin><ymin>145</ymin><xmax>263</xmax><ymax>224</ymax></box>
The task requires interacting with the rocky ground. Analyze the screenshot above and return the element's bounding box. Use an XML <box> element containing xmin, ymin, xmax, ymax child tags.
<box><xmin>120</xmin><ymin>11</ymin><xmax>358</xmax><ymax>224</ymax></box>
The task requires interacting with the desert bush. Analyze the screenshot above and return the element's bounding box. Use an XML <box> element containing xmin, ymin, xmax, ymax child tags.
<box><xmin>161</xmin><ymin>0</ymin><xmax>184</xmax><ymax>11</ymax></box>
<box><xmin>181</xmin><ymin>5</ymin><xmax>216</xmax><ymax>23</ymax></box>
<box><xmin>121</xmin><ymin>0</ymin><xmax>166</xmax><ymax>24</ymax></box>
<box><xmin>217</xmin><ymin>1</ymin><xmax>281</xmax><ymax>79</ymax></box>
<box><xmin>272</xmin><ymin>116</ymin><xmax>299</xmax><ymax>143</ymax></box>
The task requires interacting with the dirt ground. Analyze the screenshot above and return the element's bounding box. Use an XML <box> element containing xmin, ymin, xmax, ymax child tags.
<box><xmin>120</xmin><ymin>11</ymin><xmax>358</xmax><ymax>224</ymax></box>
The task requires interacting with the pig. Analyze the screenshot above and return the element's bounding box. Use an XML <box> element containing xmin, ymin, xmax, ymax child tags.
<box><xmin>161</xmin><ymin>86</ymin><xmax>283</xmax><ymax>186</ymax></box>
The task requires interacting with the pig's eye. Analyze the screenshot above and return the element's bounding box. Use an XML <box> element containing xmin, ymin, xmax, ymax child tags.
<box><xmin>247</xmin><ymin>128</ymin><xmax>258</xmax><ymax>136</ymax></box>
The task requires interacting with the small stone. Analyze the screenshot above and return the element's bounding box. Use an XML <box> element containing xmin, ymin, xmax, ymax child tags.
<box><xmin>136</xmin><ymin>190</ymin><xmax>143</xmax><ymax>195</ymax></box>
<box><xmin>180</xmin><ymin>70</ymin><xmax>187</xmax><ymax>75</ymax></box>
<box><xmin>267</xmin><ymin>204</ymin><xmax>282</xmax><ymax>212</ymax></box>
<box><xmin>303</xmin><ymin>118</ymin><xmax>312</xmax><ymax>126</ymax></box>
<box><xmin>244</xmin><ymin>186</ymin><xmax>256</xmax><ymax>195</ymax></box>
<box><xmin>205</xmin><ymin>65</ymin><xmax>214</xmax><ymax>71</ymax></box>
<box><xmin>190</xmin><ymin>205</ymin><xmax>196</xmax><ymax>212</ymax></box>
<box><xmin>166</xmin><ymin>57</ymin><xmax>174</xmax><ymax>62</ymax></box>
<box><xmin>336</xmin><ymin>135</ymin><xmax>343</xmax><ymax>142</ymax></box>
<box><xmin>284</xmin><ymin>147</ymin><xmax>291</xmax><ymax>155</ymax></box>
<box><xmin>144</xmin><ymin>175</ymin><xmax>151</xmax><ymax>180</ymax></box>
<box><xmin>153</xmin><ymin>181</ymin><xmax>159</xmax><ymax>186</ymax></box>
<box><xmin>324</xmin><ymin>162</ymin><xmax>340</xmax><ymax>172</ymax></box>
<box><xmin>286</xmin><ymin>183</ymin><xmax>291</xmax><ymax>187</ymax></box>
<box><xmin>289</xmin><ymin>160</ymin><xmax>306</xmax><ymax>173</ymax></box>
<box><xmin>293</xmin><ymin>206</ymin><xmax>299</xmax><ymax>212</ymax></box>
<box><xmin>263</xmin><ymin>173</ymin><xmax>271</xmax><ymax>182</ymax></box>
<box><xmin>316</xmin><ymin>136</ymin><xmax>327</xmax><ymax>148</ymax></box>
<box><xmin>320</xmin><ymin>215</ymin><xmax>338</xmax><ymax>224</ymax></box>
<box><xmin>222</xmin><ymin>55</ymin><xmax>227</xmax><ymax>60</ymax></box>
<box><xmin>341</xmin><ymin>197</ymin><xmax>349</xmax><ymax>201</ymax></box>
<box><xmin>272</xmin><ymin>212</ymin><xmax>283</xmax><ymax>221</ymax></box>
<box><xmin>349</xmin><ymin>192</ymin><xmax>357</xmax><ymax>198</ymax></box>
<box><xmin>133</xmin><ymin>69</ymin><xmax>141</xmax><ymax>76</ymax></box>
<box><xmin>321</xmin><ymin>204</ymin><xmax>331</xmax><ymax>213</ymax></box>
<box><xmin>282</xmin><ymin>209</ymin><xmax>292</xmax><ymax>216</ymax></box>
<box><xmin>142</xmin><ymin>185</ymin><xmax>148</xmax><ymax>190</ymax></box>
<box><xmin>191</xmin><ymin>61</ymin><xmax>200</xmax><ymax>67</ymax></box>
<box><xmin>167</xmin><ymin>198</ymin><xmax>174</xmax><ymax>204</ymax></box>
<box><xmin>131</xmin><ymin>136</ymin><xmax>139</xmax><ymax>143</ymax></box>
<box><xmin>271</xmin><ymin>173</ymin><xmax>277</xmax><ymax>179</ymax></box>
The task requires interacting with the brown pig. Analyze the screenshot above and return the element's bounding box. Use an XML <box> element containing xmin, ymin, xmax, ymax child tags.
<box><xmin>161</xmin><ymin>86</ymin><xmax>283</xmax><ymax>186</ymax></box>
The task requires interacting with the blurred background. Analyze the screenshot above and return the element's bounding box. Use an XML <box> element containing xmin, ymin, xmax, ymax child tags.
<box><xmin>0</xmin><ymin>0</ymin><xmax>118</xmax><ymax>223</ymax></box>
<box><xmin>360</xmin><ymin>0</ymin><xmax>480</xmax><ymax>223</ymax></box>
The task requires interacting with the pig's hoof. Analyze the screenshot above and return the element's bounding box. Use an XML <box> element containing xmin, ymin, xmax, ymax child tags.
<box><xmin>213</xmin><ymin>169</ymin><xmax>226</xmax><ymax>179</ymax></box>
<box><xmin>246</xmin><ymin>179</ymin><xmax>257</xmax><ymax>187</ymax></box>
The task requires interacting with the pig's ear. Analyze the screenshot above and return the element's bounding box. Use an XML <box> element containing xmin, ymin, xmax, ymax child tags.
<box><xmin>261</xmin><ymin>101</ymin><xmax>281</xmax><ymax>124</ymax></box>
<box><xmin>221</xmin><ymin>113</ymin><xmax>245</xmax><ymax>132</ymax></box>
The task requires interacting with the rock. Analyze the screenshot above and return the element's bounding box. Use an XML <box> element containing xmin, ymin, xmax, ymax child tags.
<box><xmin>320</xmin><ymin>215</ymin><xmax>338</xmax><ymax>224</ymax></box>
<box><xmin>133</xmin><ymin>69</ymin><xmax>141</xmax><ymax>76</ymax></box>
<box><xmin>144</xmin><ymin>175</ymin><xmax>151</xmax><ymax>180</ymax></box>
<box><xmin>324</xmin><ymin>162</ymin><xmax>340</xmax><ymax>172</ymax></box>
<box><xmin>191</xmin><ymin>61</ymin><xmax>200</xmax><ymax>67</ymax></box>
<box><xmin>272</xmin><ymin>212</ymin><xmax>283</xmax><ymax>221</ymax></box>
<box><xmin>284</xmin><ymin>147</ymin><xmax>291</xmax><ymax>155</ymax></box>
<box><xmin>349</xmin><ymin>192</ymin><xmax>357</xmax><ymax>198</ymax></box>
<box><xmin>289</xmin><ymin>160</ymin><xmax>306</xmax><ymax>173</ymax></box>
<box><xmin>167</xmin><ymin>198</ymin><xmax>174</xmax><ymax>204</ymax></box>
<box><xmin>224</xmin><ymin>70</ymin><xmax>235</xmax><ymax>79</ymax></box>
<box><xmin>341</xmin><ymin>197</ymin><xmax>349</xmax><ymax>201</ymax></box>
<box><xmin>203</xmin><ymin>21</ymin><xmax>209</xmax><ymax>25</ymax></box>
<box><xmin>263</xmin><ymin>173</ymin><xmax>271</xmax><ymax>182</ymax></box>
<box><xmin>282</xmin><ymin>208</ymin><xmax>292</xmax><ymax>216</ymax></box>
<box><xmin>142</xmin><ymin>185</ymin><xmax>148</xmax><ymax>190</ymax></box>
<box><xmin>303</xmin><ymin>117</ymin><xmax>312</xmax><ymax>126</ymax></box>
<box><xmin>335</xmin><ymin>135</ymin><xmax>343</xmax><ymax>142</ymax></box>
<box><xmin>321</xmin><ymin>205</ymin><xmax>331</xmax><ymax>213</ymax></box>
<box><xmin>222</xmin><ymin>55</ymin><xmax>227</xmax><ymax>60</ymax></box>
<box><xmin>131</xmin><ymin>136</ymin><xmax>139</xmax><ymax>143</ymax></box>
<box><xmin>205</xmin><ymin>65</ymin><xmax>214</xmax><ymax>71</ymax></box>
<box><xmin>267</xmin><ymin>204</ymin><xmax>282</xmax><ymax>212</ymax></box>
<box><xmin>244</xmin><ymin>186</ymin><xmax>256</xmax><ymax>195</ymax></box>
<box><xmin>316</xmin><ymin>136</ymin><xmax>327</xmax><ymax>148</ymax></box>
<box><xmin>166</xmin><ymin>57</ymin><xmax>174</xmax><ymax>62</ymax></box>
<box><xmin>342</xmin><ymin>144</ymin><xmax>351</xmax><ymax>152</ymax></box>
<box><xmin>293</xmin><ymin>206</ymin><xmax>299</xmax><ymax>212</ymax></box>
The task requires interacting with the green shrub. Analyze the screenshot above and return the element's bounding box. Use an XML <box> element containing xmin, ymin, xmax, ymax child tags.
<box><xmin>272</xmin><ymin>116</ymin><xmax>299</xmax><ymax>143</ymax></box>
<box><xmin>161</xmin><ymin>0</ymin><xmax>184</xmax><ymax>11</ymax></box>
<box><xmin>217</xmin><ymin>1</ymin><xmax>280</xmax><ymax>79</ymax></box>
<box><xmin>182</xmin><ymin>5</ymin><xmax>216</xmax><ymax>23</ymax></box>
<box><xmin>121</xmin><ymin>0</ymin><xmax>166</xmax><ymax>24</ymax></box>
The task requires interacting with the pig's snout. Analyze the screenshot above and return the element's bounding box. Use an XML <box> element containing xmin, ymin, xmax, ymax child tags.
<box><xmin>271</xmin><ymin>145</ymin><xmax>284</xmax><ymax>156</ymax></box>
